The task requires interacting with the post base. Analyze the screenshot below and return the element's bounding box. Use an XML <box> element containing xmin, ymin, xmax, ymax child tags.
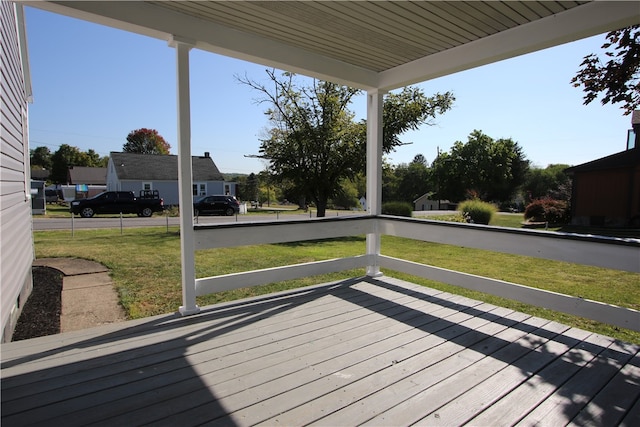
<box><xmin>366</xmin><ymin>268</ymin><xmax>383</xmax><ymax>278</ymax></box>
<box><xmin>178</xmin><ymin>305</ymin><xmax>201</xmax><ymax>316</ymax></box>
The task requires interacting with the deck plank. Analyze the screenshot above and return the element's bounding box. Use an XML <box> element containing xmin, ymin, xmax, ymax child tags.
<box><xmin>313</xmin><ymin>315</ymin><xmax>551</xmax><ymax>426</ymax></box>
<box><xmin>166</xmin><ymin>305</ymin><xmax>516</xmax><ymax>426</ymax></box>
<box><xmin>272</xmin><ymin>310</ymin><xmax>538</xmax><ymax>426</ymax></box>
<box><xmin>516</xmin><ymin>338</ymin><xmax>638</xmax><ymax>426</ymax></box>
<box><xmin>2</xmin><ymin>276</ymin><xmax>639</xmax><ymax>427</ymax></box>
<box><xmin>88</xmin><ymin>290</ymin><xmax>492</xmax><ymax>426</ymax></box>
<box><xmin>567</xmin><ymin>350</ymin><xmax>640</xmax><ymax>427</ymax></box>
<box><xmin>459</xmin><ymin>327</ymin><xmax>599</xmax><ymax>426</ymax></box>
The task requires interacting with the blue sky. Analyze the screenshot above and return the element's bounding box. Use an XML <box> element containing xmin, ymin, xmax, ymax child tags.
<box><xmin>25</xmin><ymin>7</ymin><xmax>633</xmax><ymax>175</ymax></box>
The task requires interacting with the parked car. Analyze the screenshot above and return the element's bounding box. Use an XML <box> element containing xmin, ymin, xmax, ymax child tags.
<box><xmin>70</xmin><ymin>190</ymin><xmax>164</xmax><ymax>218</ymax></box>
<box><xmin>193</xmin><ymin>195</ymin><xmax>240</xmax><ymax>216</ymax></box>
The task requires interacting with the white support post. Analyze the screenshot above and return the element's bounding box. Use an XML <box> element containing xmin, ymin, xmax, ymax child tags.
<box><xmin>170</xmin><ymin>36</ymin><xmax>200</xmax><ymax>316</ymax></box>
<box><xmin>366</xmin><ymin>90</ymin><xmax>384</xmax><ymax>277</ymax></box>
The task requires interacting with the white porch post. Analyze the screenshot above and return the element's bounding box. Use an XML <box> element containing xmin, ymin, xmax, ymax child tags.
<box><xmin>366</xmin><ymin>90</ymin><xmax>384</xmax><ymax>277</ymax></box>
<box><xmin>170</xmin><ymin>36</ymin><xmax>200</xmax><ymax>316</ymax></box>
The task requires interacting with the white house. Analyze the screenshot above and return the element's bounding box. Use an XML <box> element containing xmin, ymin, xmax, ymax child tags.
<box><xmin>107</xmin><ymin>151</ymin><xmax>236</xmax><ymax>205</ymax></box>
<box><xmin>413</xmin><ymin>193</ymin><xmax>455</xmax><ymax>211</ymax></box>
<box><xmin>1</xmin><ymin>1</ymin><xmax>34</xmax><ymax>342</ymax></box>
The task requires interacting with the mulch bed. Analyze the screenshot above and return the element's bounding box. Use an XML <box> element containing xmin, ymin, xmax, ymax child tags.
<box><xmin>11</xmin><ymin>267</ymin><xmax>63</xmax><ymax>341</ymax></box>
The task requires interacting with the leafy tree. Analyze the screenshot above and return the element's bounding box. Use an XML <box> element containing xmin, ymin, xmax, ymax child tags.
<box><xmin>433</xmin><ymin>130</ymin><xmax>529</xmax><ymax>203</ymax></box>
<box><xmin>39</xmin><ymin>145</ymin><xmax>109</xmax><ymax>183</ymax></box>
<box><xmin>233</xmin><ymin>174</ymin><xmax>248</xmax><ymax>201</ymax></box>
<box><xmin>394</xmin><ymin>154</ymin><xmax>432</xmax><ymax>204</ymax></box>
<box><xmin>330</xmin><ymin>178</ymin><xmax>361</xmax><ymax>210</ymax></box>
<box><xmin>30</xmin><ymin>146</ymin><xmax>52</xmax><ymax>170</ymax></box>
<box><xmin>246</xmin><ymin>173</ymin><xmax>259</xmax><ymax>202</ymax></box>
<box><xmin>84</xmin><ymin>149</ymin><xmax>109</xmax><ymax>167</ymax></box>
<box><xmin>383</xmin><ymin>155</ymin><xmax>432</xmax><ymax>204</ymax></box>
<box><xmin>523</xmin><ymin>164</ymin><xmax>572</xmax><ymax>203</ymax></box>
<box><xmin>239</xmin><ymin>70</ymin><xmax>454</xmax><ymax>216</ymax></box>
<box><xmin>382</xmin><ymin>160</ymin><xmax>400</xmax><ymax>202</ymax></box>
<box><xmin>352</xmin><ymin>172</ymin><xmax>367</xmax><ymax>202</ymax></box>
<box><xmin>123</xmin><ymin>128</ymin><xmax>171</xmax><ymax>154</ymax></box>
<box><xmin>571</xmin><ymin>25</ymin><xmax>639</xmax><ymax>115</ymax></box>
<box><xmin>50</xmin><ymin>144</ymin><xmax>85</xmax><ymax>184</ymax></box>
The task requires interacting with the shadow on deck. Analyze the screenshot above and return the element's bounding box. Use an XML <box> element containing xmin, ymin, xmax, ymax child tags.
<box><xmin>2</xmin><ymin>276</ymin><xmax>639</xmax><ymax>426</ymax></box>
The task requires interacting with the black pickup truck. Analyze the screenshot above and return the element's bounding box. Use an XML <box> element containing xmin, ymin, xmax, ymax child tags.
<box><xmin>70</xmin><ymin>190</ymin><xmax>164</xmax><ymax>218</ymax></box>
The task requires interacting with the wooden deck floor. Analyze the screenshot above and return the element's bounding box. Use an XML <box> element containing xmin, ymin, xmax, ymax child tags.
<box><xmin>2</xmin><ymin>276</ymin><xmax>639</xmax><ymax>426</ymax></box>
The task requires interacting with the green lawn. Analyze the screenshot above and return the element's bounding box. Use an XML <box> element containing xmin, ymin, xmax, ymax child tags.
<box><xmin>33</xmin><ymin>226</ymin><xmax>640</xmax><ymax>344</ymax></box>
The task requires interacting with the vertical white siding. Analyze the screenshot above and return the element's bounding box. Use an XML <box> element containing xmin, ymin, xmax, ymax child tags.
<box><xmin>1</xmin><ymin>1</ymin><xmax>34</xmax><ymax>342</ymax></box>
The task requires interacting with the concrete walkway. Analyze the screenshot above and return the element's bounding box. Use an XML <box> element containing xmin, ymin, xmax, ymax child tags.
<box><xmin>32</xmin><ymin>258</ymin><xmax>126</xmax><ymax>332</ymax></box>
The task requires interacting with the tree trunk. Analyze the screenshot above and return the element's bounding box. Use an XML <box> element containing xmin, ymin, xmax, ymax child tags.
<box><xmin>316</xmin><ymin>199</ymin><xmax>327</xmax><ymax>217</ymax></box>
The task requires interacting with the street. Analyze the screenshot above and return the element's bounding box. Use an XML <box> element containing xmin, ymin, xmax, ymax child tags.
<box><xmin>32</xmin><ymin>211</ymin><xmax>362</xmax><ymax>230</ymax></box>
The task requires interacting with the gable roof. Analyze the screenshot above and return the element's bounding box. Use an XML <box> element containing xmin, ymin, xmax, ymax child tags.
<box><xmin>28</xmin><ymin>1</ymin><xmax>639</xmax><ymax>92</ymax></box>
<box><xmin>110</xmin><ymin>152</ymin><xmax>224</xmax><ymax>181</ymax></box>
<box><xmin>30</xmin><ymin>167</ymin><xmax>49</xmax><ymax>181</ymax></box>
<box><xmin>67</xmin><ymin>166</ymin><xmax>107</xmax><ymax>185</ymax></box>
<box><xmin>565</xmin><ymin>147</ymin><xmax>640</xmax><ymax>174</ymax></box>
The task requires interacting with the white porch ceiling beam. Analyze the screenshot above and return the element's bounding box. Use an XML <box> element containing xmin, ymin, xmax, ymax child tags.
<box><xmin>26</xmin><ymin>2</ymin><xmax>639</xmax><ymax>92</ymax></box>
<box><xmin>25</xmin><ymin>0</ymin><xmax>378</xmax><ymax>90</ymax></box>
<box><xmin>378</xmin><ymin>1</ymin><xmax>640</xmax><ymax>91</ymax></box>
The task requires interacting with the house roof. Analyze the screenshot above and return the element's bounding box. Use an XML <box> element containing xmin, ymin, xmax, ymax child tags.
<box><xmin>26</xmin><ymin>1</ymin><xmax>639</xmax><ymax>92</ymax></box>
<box><xmin>109</xmin><ymin>152</ymin><xmax>224</xmax><ymax>181</ymax></box>
<box><xmin>565</xmin><ymin>147</ymin><xmax>640</xmax><ymax>174</ymax></box>
<box><xmin>67</xmin><ymin>166</ymin><xmax>107</xmax><ymax>185</ymax></box>
<box><xmin>30</xmin><ymin>168</ymin><xmax>49</xmax><ymax>181</ymax></box>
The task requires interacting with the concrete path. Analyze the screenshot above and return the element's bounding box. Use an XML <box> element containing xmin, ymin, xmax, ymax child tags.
<box><xmin>32</xmin><ymin>258</ymin><xmax>126</xmax><ymax>332</ymax></box>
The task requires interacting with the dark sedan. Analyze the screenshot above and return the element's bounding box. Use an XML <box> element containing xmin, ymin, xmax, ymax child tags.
<box><xmin>193</xmin><ymin>195</ymin><xmax>240</xmax><ymax>216</ymax></box>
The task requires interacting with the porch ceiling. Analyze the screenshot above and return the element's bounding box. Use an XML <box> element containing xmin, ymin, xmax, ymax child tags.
<box><xmin>24</xmin><ymin>1</ymin><xmax>640</xmax><ymax>91</ymax></box>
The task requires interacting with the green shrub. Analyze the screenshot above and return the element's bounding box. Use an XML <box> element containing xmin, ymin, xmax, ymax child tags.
<box><xmin>381</xmin><ymin>201</ymin><xmax>413</xmax><ymax>217</ymax></box>
<box><xmin>458</xmin><ymin>199</ymin><xmax>497</xmax><ymax>225</ymax></box>
<box><xmin>524</xmin><ymin>198</ymin><xmax>570</xmax><ymax>224</ymax></box>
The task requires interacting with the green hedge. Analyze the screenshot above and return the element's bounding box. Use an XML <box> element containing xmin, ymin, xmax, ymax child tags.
<box><xmin>381</xmin><ymin>202</ymin><xmax>413</xmax><ymax>217</ymax></box>
<box><xmin>458</xmin><ymin>199</ymin><xmax>497</xmax><ymax>225</ymax></box>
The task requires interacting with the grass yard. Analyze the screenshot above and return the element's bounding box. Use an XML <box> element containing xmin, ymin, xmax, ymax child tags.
<box><xmin>33</xmin><ymin>226</ymin><xmax>640</xmax><ymax>344</ymax></box>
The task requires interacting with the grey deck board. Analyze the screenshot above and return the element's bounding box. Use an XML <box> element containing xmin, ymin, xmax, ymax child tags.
<box><xmin>567</xmin><ymin>351</ymin><xmax>640</xmax><ymax>427</ymax></box>
<box><xmin>516</xmin><ymin>338</ymin><xmax>637</xmax><ymax>426</ymax></box>
<box><xmin>2</xmin><ymin>276</ymin><xmax>639</xmax><ymax>427</ymax></box>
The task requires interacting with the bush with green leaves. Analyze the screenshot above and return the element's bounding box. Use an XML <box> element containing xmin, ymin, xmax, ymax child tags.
<box><xmin>458</xmin><ymin>199</ymin><xmax>497</xmax><ymax>225</ymax></box>
<box><xmin>524</xmin><ymin>198</ymin><xmax>570</xmax><ymax>224</ymax></box>
<box><xmin>381</xmin><ymin>201</ymin><xmax>413</xmax><ymax>217</ymax></box>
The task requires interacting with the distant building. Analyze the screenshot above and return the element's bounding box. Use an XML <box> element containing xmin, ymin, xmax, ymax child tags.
<box><xmin>565</xmin><ymin>111</ymin><xmax>640</xmax><ymax>228</ymax></box>
<box><xmin>30</xmin><ymin>167</ymin><xmax>50</xmax><ymax>181</ymax></box>
<box><xmin>413</xmin><ymin>193</ymin><xmax>455</xmax><ymax>211</ymax></box>
<box><xmin>67</xmin><ymin>166</ymin><xmax>107</xmax><ymax>185</ymax></box>
<box><xmin>107</xmin><ymin>152</ymin><xmax>236</xmax><ymax>205</ymax></box>
<box><xmin>65</xmin><ymin>166</ymin><xmax>108</xmax><ymax>198</ymax></box>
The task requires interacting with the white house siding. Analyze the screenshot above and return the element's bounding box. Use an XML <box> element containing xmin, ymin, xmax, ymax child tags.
<box><xmin>105</xmin><ymin>157</ymin><xmax>119</xmax><ymax>190</ymax></box>
<box><xmin>0</xmin><ymin>1</ymin><xmax>34</xmax><ymax>342</ymax></box>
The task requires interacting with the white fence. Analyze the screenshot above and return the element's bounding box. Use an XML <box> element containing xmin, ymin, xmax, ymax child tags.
<box><xmin>192</xmin><ymin>215</ymin><xmax>640</xmax><ymax>332</ymax></box>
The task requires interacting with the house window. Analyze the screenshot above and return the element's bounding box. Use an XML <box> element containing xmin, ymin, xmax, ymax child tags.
<box><xmin>224</xmin><ymin>184</ymin><xmax>231</xmax><ymax>196</ymax></box>
<box><xmin>142</xmin><ymin>182</ymin><xmax>152</xmax><ymax>191</ymax></box>
<box><xmin>193</xmin><ymin>183</ymin><xmax>206</xmax><ymax>196</ymax></box>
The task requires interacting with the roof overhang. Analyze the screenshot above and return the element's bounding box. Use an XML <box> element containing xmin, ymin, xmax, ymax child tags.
<box><xmin>22</xmin><ymin>1</ymin><xmax>640</xmax><ymax>91</ymax></box>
